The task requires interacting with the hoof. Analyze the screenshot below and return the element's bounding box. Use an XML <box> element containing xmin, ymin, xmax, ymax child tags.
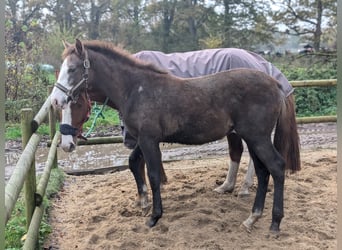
<box><xmin>269</xmin><ymin>223</ymin><xmax>280</xmax><ymax>235</ymax></box>
<box><xmin>241</xmin><ymin>221</ymin><xmax>253</xmax><ymax>233</ymax></box>
<box><xmin>146</xmin><ymin>215</ymin><xmax>161</xmax><ymax>228</ymax></box>
<box><xmin>237</xmin><ymin>191</ymin><xmax>250</xmax><ymax>197</ymax></box>
<box><xmin>213</xmin><ymin>185</ymin><xmax>234</xmax><ymax>194</ymax></box>
<box><xmin>266</xmin><ymin>230</ymin><xmax>280</xmax><ymax>239</ymax></box>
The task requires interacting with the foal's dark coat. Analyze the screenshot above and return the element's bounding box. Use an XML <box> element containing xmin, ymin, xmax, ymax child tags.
<box><xmin>55</xmin><ymin>40</ymin><xmax>300</xmax><ymax>233</ymax></box>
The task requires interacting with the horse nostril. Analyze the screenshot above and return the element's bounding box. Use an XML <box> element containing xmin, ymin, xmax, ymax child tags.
<box><xmin>69</xmin><ymin>142</ymin><xmax>76</xmax><ymax>152</ymax></box>
<box><xmin>52</xmin><ymin>98</ymin><xmax>58</xmax><ymax>108</ymax></box>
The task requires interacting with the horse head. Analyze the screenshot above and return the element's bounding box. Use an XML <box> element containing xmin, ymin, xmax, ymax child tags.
<box><xmin>50</xmin><ymin>39</ymin><xmax>92</xmax><ymax>151</ymax></box>
<box><xmin>51</xmin><ymin>39</ymin><xmax>91</xmax><ymax>109</ymax></box>
<box><xmin>59</xmin><ymin>91</ymin><xmax>91</xmax><ymax>152</ymax></box>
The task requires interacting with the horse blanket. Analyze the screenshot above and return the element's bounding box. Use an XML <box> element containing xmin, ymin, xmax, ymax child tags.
<box><xmin>134</xmin><ymin>48</ymin><xmax>293</xmax><ymax>96</ymax></box>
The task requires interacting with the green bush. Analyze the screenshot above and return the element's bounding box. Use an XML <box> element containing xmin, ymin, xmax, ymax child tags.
<box><xmin>274</xmin><ymin>58</ymin><xmax>337</xmax><ymax>117</ymax></box>
<box><xmin>5</xmin><ymin>68</ymin><xmax>54</xmax><ymax>122</ymax></box>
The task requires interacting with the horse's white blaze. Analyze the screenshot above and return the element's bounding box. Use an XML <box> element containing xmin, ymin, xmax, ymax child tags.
<box><xmin>51</xmin><ymin>57</ymin><xmax>73</xmax><ymax>109</ymax></box>
<box><xmin>138</xmin><ymin>85</ymin><xmax>143</xmax><ymax>92</ymax></box>
<box><xmin>214</xmin><ymin>161</ymin><xmax>239</xmax><ymax>193</ymax></box>
<box><xmin>60</xmin><ymin>102</ymin><xmax>75</xmax><ymax>152</ymax></box>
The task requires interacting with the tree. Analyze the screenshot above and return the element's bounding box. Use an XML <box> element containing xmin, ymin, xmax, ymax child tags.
<box><xmin>5</xmin><ymin>0</ymin><xmax>53</xmax><ymax>121</ymax></box>
<box><xmin>106</xmin><ymin>0</ymin><xmax>147</xmax><ymax>52</ymax></box>
<box><xmin>143</xmin><ymin>0</ymin><xmax>178</xmax><ymax>52</ymax></box>
<box><xmin>271</xmin><ymin>0</ymin><xmax>337</xmax><ymax>51</ymax></box>
<box><xmin>172</xmin><ymin>0</ymin><xmax>215</xmax><ymax>51</ymax></box>
<box><xmin>44</xmin><ymin>0</ymin><xmax>76</xmax><ymax>32</ymax></box>
<box><xmin>221</xmin><ymin>0</ymin><xmax>276</xmax><ymax>49</ymax></box>
<box><xmin>75</xmin><ymin>0</ymin><xmax>112</xmax><ymax>39</ymax></box>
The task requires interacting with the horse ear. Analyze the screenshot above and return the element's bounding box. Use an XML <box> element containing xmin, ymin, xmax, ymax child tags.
<box><xmin>62</xmin><ymin>40</ymin><xmax>72</xmax><ymax>49</ymax></box>
<box><xmin>75</xmin><ymin>38</ymin><xmax>84</xmax><ymax>57</ymax></box>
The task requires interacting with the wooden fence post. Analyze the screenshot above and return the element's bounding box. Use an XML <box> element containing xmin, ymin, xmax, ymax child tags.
<box><xmin>48</xmin><ymin>87</ymin><xmax>58</xmax><ymax>168</ymax></box>
<box><xmin>21</xmin><ymin>108</ymin><xmax>36</xmax><ymax>232</ymax></box>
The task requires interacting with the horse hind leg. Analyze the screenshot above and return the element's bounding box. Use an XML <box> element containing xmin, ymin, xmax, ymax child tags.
<box><xmin>214</xmin><ymin>132</ymin><xmax>243</xmax><ymax>194</ymax></box>
<box><xmin>238</xmin><ymin>158</ymin><xmax>255</xmax><ymax>197</ymax></box>
<box><xmin>242</xmin><ymin>150</ymin><xmax>269</xmax><ymax>232</ymax></box>
<box><xmin>242</xmin><ymin>139</ymin><xmax>285</xmax><ymax>234</ymax></box>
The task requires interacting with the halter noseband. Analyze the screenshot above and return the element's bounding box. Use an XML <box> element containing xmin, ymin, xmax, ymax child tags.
<box><xmin>60</xmin><ymin>93</ymin><xmax>92</xmax><ymax>139</ymax></box>
<box><xmin>54</xmin><ymin>50</ymin><xmax>90</xmax><ymax>103</ymax></box>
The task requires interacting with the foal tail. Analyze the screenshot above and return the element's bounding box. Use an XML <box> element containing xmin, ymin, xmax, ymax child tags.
<box><xmin>274</xmin><ymin>94</ymin><xmax>301</xmax><ymax>173</ymax></box>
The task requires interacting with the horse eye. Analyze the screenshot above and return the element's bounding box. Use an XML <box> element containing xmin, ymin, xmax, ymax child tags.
<box><xmin>68</xmin><ymin>67</ymin><xmax>76</xmax><ymax>73</ymax></box>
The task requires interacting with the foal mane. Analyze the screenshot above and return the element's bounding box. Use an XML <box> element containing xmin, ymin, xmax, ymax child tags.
<box><xmin>62</xmin><ymin>40</ymin><xmax>167</xmax><ymax>75</ymax></box>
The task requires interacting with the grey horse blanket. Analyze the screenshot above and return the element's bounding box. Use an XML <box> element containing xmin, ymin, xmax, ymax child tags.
<box><xmin>134</xmin><ymin>48</ymin><xmax>293</xmax><ymax>96</ymax></box>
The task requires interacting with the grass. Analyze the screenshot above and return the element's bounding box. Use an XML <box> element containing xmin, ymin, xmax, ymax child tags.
<box><xmin>5</xmin><ymin>124</ymin><xmax>51</xmax><ymax>140</ymax></box>
<box><xmin>5</xmin><ymin>168</ymin><xmax>65</xmax><ymax>249</ymax></box>
<box><xmin>82</xmin><ymin>105</ymin><xmax>120</xmax><ymax>134</ymax></box>
<box><xmin>5</xmin><ymin>106</ymin><xmax>120</xmax><ymax>140</ymax></box>
<box><xmin>5</xmin><ymin>124</ymin><xmax>22</xmax><ymax>140</ymax></box>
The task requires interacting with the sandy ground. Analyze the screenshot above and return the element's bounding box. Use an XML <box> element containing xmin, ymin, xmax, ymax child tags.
<box><xmin>44</xmin><ymin>147</ymin><xmax>337</xmax><ymax>250</ymax></box>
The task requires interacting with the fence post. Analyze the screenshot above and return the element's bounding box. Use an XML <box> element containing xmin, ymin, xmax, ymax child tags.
<box><xmin>21</xmin><ymin>108</ymin><xmax>36</xmax><ymax>232</ymax></box>
<box><xmin>48</xmin><ymin>87</ymin><xmax>58</xmax><ymax>168</ymax></box>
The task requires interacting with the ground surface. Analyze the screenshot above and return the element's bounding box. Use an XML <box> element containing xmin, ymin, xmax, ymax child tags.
<box><xmin>42</xmin><ymin>123</ymin><xmax>337</xmax><ymax>250</ymax></box>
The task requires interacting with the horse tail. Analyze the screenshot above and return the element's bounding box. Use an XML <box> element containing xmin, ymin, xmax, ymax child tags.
<box><xmin>274</xmin><ymin>94</ymin><xmax>301</xmax><ymax>173</ymax></box>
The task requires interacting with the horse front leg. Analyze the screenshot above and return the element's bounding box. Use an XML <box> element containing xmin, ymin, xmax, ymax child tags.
<box><xmin>138</xmin><ymin>137</ymin><xmax>163</xmax><ymax>227</ymax></box>
<box><xmin>128</xmin><ymin>146</ymin><xmax>150</xmax><ymax>214</ymax></box>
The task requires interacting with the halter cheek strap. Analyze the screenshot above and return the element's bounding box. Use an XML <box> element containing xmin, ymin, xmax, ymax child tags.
<box><xmin>59</xmin><ymin>92</ymin><xmax>92</xmax><ymax>139</ymax></box>
<box><xmin>54</xmin><ymin>50</ymin><xmax>90</xmax><ymax>103</ymax></box>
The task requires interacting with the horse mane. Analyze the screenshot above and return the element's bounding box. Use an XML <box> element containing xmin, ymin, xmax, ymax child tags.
<box><xmin>62</xmin><ymin>40</ymin><xmax>168</xmax><ymax>75</ymax></box>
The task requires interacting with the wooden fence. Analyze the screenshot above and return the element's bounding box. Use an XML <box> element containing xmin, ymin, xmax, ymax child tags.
<box><xmin>4</xmin><ymin>79</ymin><xmax>337</xmax><ymax>249</ymax></box>
<box><xmin>5</xmin><ymin>94</ymin><xmax>59</xmax><ymax>250</ymax></box>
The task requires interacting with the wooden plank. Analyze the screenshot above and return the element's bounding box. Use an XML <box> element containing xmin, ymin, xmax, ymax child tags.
<box><xmin>32</xmin><ymin>95</ymin><xmax>51</xmax><ymax>133</ymax></box>
<box><xmin>64</xmin><ymin>164</ymin><xmax>129</xmax><ymax>176</ymax></box>
<box><xmin>36</xmin><ymin>132</ymin><xmax>60</xmax><ymax>201</ymax></box>
<box><xmin>21</xmin><ymin>108</ymin><xmax>36</xmax><ymax>230</ymax></box>
<box><xmin>291</xmin><ymin>79</ymin><xmax>337</xmax><ymax>88</ymax></box>
<box><xmin>48</xmin><ymin>87</ymin><xmax>58</xmax><ymax>169</ymax></box>
<box><xmin>296</xmin><ymin>115</ymin><xmax>337</xmax><ymax>124</ymax></box>
<box><xmin>76</xmin><ymin>136</ymin><xmax>123</xmax><ymax>145</ymax></box>
<box><xmin>5</xmin><ymin>133</ymin><xmax>41</xmax><ymax>224</ymax></box>
<box><xmin>22</xmin><ymin>204</ymin><xmax>44</xmax><ymax>250</ymax></box>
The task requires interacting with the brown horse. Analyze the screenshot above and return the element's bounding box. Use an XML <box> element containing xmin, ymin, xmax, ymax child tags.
<box><xmin>51</xmin><ymin>39</ymin><xmax>300</xmax><ymax>233</ymax></box>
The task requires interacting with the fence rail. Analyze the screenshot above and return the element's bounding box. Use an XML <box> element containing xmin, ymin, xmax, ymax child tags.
<box><xmin>4</xmin><ymin>79</ymin><xmax>337</xmax><ymax>249</ymax></box>
<box><xmin>5</xmin><ymin>90</ymin><xmax>58</xmax><ymax>249</ymax></box>
<box><xmin>291</xmin><ymin>79</ymin><xmax>336</xmax><ymax>88</ymax></box>
<box><xmin>5</xmin><ymin>133</ymin><xmax>41</xmax><ymax>224</ymax></box>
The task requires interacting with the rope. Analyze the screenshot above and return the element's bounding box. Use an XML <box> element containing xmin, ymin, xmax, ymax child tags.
<box><xmin>84</xmin><ymin>97</ymin><xmax>109</xmax><ymax>137</ymax></box>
